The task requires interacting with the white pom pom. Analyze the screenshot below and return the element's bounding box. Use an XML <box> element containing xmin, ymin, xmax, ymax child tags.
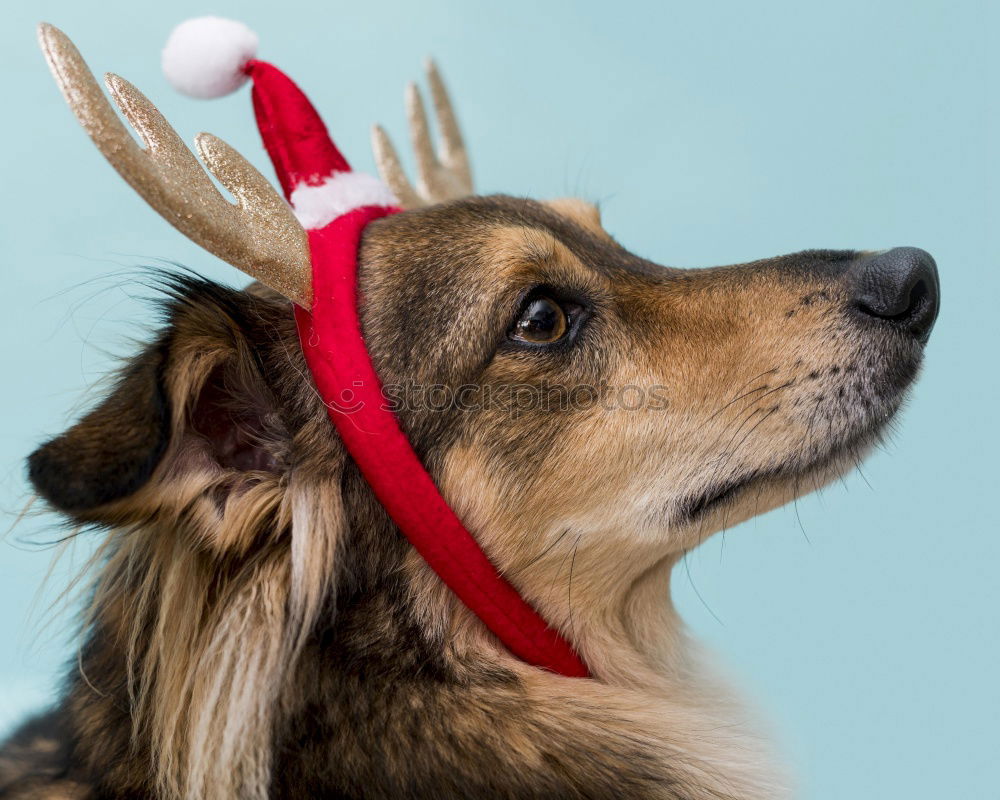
<box><xmin>162</xmin><ymin>17</ymin><xmax>258</xmax><ymax>99</ymax></box>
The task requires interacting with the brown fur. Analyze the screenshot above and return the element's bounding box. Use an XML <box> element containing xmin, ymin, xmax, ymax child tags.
<box><xmin>2</xmin><ymin>195</ymin><xmax>929</xmax><ymax>799</ymax></box>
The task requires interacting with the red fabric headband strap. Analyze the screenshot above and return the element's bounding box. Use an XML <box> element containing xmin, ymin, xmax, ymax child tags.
<box><xmin>293</xmin><ymin>212</ymin><xmax>589</xmax><ymax>677</ymax></box>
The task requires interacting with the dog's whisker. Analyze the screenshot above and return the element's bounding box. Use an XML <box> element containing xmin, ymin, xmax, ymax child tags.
<box><xmin>682</xmin><ymin>550</ymin><xmax>724</xmax><ymax>626</ymax></box>
<box><xmin>566</xmin><ymin>534</ymin><xmax>583</xmax><ymax>644</ymax></box>
<box><xmin>713</xmin><ymin>405</ymin><xmax>768</xmax><ymax>465</ymax></box>
<box><xmin>852</xmin><ymin>453</ymin><xmax>875</xmax><ymax>491</ymax></box>
<box><xmin>705</xmin><ymin>383</ymin><xmax>770</xmax><ymax>422</ymax></box>
<box><xmin>545</xmin><ymin>529</ymin><xmax>580</xmax><ymax>609</ymax></box>
<box><xmin>730</xmin><ymin>366</ymin><xmax>780</xmax><ymax>398</ymax></box>
<box><xmin>724</xmin><ymin>407</ymin><xmax>780</xmax><ymax>468</ymax></box>
<box><xmin>702</xmin><ymin>380</ymin><xmax>794</xmax><ymax>461</ymax></box>
<box><xmin>705</xmin><ymin>367</ymin><xmax>787</xmax><ymax>421</ymax></box>
<box><xmin>520</xmin><ymin>527</ymin><xmax>573</xmax><ymax>572</ymax></box>
<box><xmin>792</xmin><ymin>481</ymin><xmax>811</xmax><ymax>545</ymax></box>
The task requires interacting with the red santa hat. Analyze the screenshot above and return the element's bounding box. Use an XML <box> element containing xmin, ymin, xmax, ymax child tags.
<box><xmin>162</xmin><ymin>16</ymin><xmax>398</xmax><ymax>227</ymax></box>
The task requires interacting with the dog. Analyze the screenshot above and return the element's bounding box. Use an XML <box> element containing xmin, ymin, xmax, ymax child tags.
<box><xmin>0</xmin><ymin>24</ymin><xmax>938</xmax><ymax>800</ymax></box>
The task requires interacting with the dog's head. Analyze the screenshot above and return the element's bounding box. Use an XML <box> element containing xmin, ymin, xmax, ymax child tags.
<box><xmin>28</xmin><ymin>191</ymin><xmax>938</xmax><ymax>620</ymax></box>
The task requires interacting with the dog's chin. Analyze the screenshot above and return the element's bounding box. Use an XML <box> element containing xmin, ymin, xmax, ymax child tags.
<box><xmin>674</xmin><ymin>431</ymin><xmax>878</xmax><ymax>540</ymax></box>
<box><xmin>671</xmin><ymin>334</ymin><xmax>925</xmax><ymax>541</ymax></box>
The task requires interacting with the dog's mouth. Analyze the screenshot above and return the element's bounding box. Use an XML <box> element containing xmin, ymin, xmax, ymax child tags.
<box><xmin>676</xmin><ymin>422</ymin><xmax>883</xmax><ymax>525</ymax></box>
<box><xmin>676</xmin><ymin>341</ymin><xmax>922</xmax><ymax>526</ymax></box>
<box><xmin>679</xmin><ymin>472</ymin><xmax>764</xmax><ymax>522</ymax></box>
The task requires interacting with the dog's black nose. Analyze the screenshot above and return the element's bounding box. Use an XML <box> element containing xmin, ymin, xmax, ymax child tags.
<box><xmin>852</xmin><ymin>247</ymin><xmax>939</xmax><ymax>342</ymax></box>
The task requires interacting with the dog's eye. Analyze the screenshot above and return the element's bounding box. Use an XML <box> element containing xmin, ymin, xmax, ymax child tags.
<box><xmin>510</xmin><ymin>296</ymin><xmax>570</xmax><ymax>344</ymax></box>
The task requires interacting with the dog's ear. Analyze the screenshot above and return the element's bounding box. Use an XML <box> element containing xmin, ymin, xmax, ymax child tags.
<box><xmin>27</xmin><ymin>280</ymin><xmax>296</xmax><ymax>550</ymax></box>
<box><xmin>545</xmin><ymin>198</ymin><xmax>612</xmax><ymax>241</ymax></box>
<box><xmin>28</xmin><ymin>340</ymin><xmax>170</xmax><ymax>515</ymax></box>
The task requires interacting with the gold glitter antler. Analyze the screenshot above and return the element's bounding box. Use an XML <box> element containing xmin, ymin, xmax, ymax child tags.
<box><xmin>371</xmin><ymin>61</ymin><xmax>473</xmax><ymax>209</ymax></box>
<box><xmin>38</xmin><ymin>24</ymin><xmax>313</xmax><ymax>307</ymax></box>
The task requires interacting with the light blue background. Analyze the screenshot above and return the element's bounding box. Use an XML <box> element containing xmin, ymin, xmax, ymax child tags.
<box><xmin>1</xmin><ymin>1</ymin><xmax>996</xmax><ymax>797</ymax></box>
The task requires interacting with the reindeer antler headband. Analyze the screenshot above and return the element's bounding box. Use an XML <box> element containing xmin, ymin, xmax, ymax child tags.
<box><xmin>38</xmin><ymin>18</ymin><xmax>588</xmax><ymax>678</ymax></box>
